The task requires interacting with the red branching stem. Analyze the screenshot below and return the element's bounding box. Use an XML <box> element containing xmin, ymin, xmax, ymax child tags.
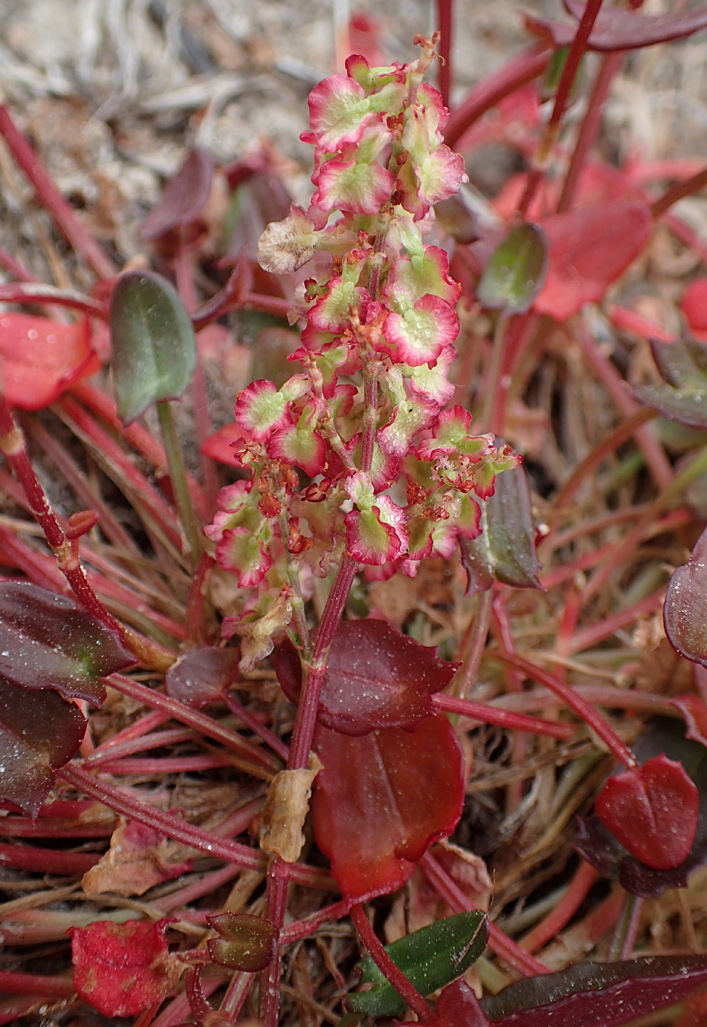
<box><xmin>279</xmin><ymin>899</ymin><xmax>351</xmax><ymax>944</ymax></box>
<box><xmin>518</xmin><ymin>0</ymin><xmax>606</xmax><ymax>218</ymax></box>
<box><xmin>419</xmin><ymin>851</ymin><xmax>550</xmax><ymax>977</ymax></box>
<box><xmin>0</xmin><ymin>281</ymin><xmax>107</xmax><ymax>317</ymax></box>
<box><xmin>107</xmin><ymin>673</ymin><xmax>280</xmax><ymax>778</ymax></box>
<box><xmin>651</xmin><ymin>163</ymin><xmax>707</xmax><ymax>219</ymax></box>
<box><xmin>454</xmin><ymin>589</ymin><xmax>493</xmax><ymax>697</ymax></box>
<box><xmin>0</xmin><ymin>105</ymin><xmax>117</xmax><ymax>281</ymax></box>
<box><xmin>494</xmin><ymin>651</ymin><xmax>637</xmax><ymax>768</ymax></box>
<box><xmin>351</xmin><ymin>903</ymin><xmax>433</xmax><ymax>1021</ymax></box>
<box><xmin>0</xmin><ymin>842</ymin><xmax>100</xmax><ymax>876</ymax></box>
<box><xmin>443</xmin><ymin>47</ymin><xmax>551</xmax><ymax>150</ymax></box>
<box><xmin>556</xmin><ymin>50</ymin><xmax>624</xmax><ymax>214</ymax></box>
<box><xmin>437</xmin><ymin>0</ymin><xmax>453</xmax><ymax>108</ymax></box>
<box><xmin>154</xmin><ymin>863</ymin><xmax>244</xmax><ymax>914</ymax></box>
<box><xmin>433</xmin><ymin>693</ymin><xmax>573</xmax><ymax>739</ymax></box>
<box><xmin>520</xmin><ymin>860</ymin><xmax>599</xmax><ymax>954</ymax></box>
<box><xmin>261</xmin><ymin>862</ymin><xmax>290</xmax><ymax>1027</ymax></box>
<box><xmin>0</xmin><ymin>394</ymin><xmax>123</xmax><ymax>634</ymax></box>
<box><xmin>222</xmin><ymin>692</ymin><xmax>290</xmax><ymax>762</ymax></box>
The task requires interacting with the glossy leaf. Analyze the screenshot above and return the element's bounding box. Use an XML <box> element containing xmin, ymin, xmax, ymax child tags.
<box><xmin>165</xmin><ymin>646</ymin><xmax>238</xmax><ymax>708</ymax></box>
<box><xmin>142</xmin><ymin>147</ymin><xmax>214</xmax><ymax>242</ymax></box>
<box><xmin>110</xmin><ymin>269</ymin><xmax>197</xmax><ymax>424</ymax></box>
<box><xmin>207</xmin><ymin>912</ymin><xmax>278</xmax><ymax>972</ymax></box>
<box><xmin>420</xmin><ymin>980</ymin><xmax>492</xmax><ymax>1027</ymax></box>
<box><xmin>0</xmin><ymin>582</ymin><xmax>134</xmax><ymax>703</ymax></box>
<box><xmin>312</xmin><ymin>714</ymin><xmax>464</xmax><ymax>900</ymax></box>
<box><xmin>534</xmin><ymin>201</ymin><xmax>652</xmax><ymax>322</ymax></box>
<box><xmin>481</xmin><ymin>955</ymin><xmax>707</xmax><ymax>1026</ymax></box>
<box><xmin>0</xmin><ymin>312</ymin><xmax>99</xmax><ymax>410</ymax></box>
<box><xmin>275</xmin><ymin>620</ymin><xmax>458</xmax><ymax>736</ymax></box>
<box><xmin>595</xmin><ymin>754</ymin><xmax>698</xmax><ymax>870</ymax></box>
<box><xmin>636</xmin><ymin>336</ymin><xmax>707</xmax><ymax>429</ymax></box>
<box><xmin>70</xmin><ymin>919</ymin><xmax>182</xmax><ymax>1017</ymax></box>
<box><xmin>348</xmin><ymin>911</ymin><xmax>487</xmax><ymax>1017</ymax></box>
<box><xmin>664</xmin><ymin>524</ymin><xmax>707</xmax><ymax>664</ymax></box>
<box><xmin>527</xmin><ymin>2</ymin><xmax>707</xmax><ymax>52</ymax></box>
<box><xmin>477</xmin><ymin>223</ymin><xmax>548</xmax><ymax>314</ymax></box>
<box><xmin>460</xmin><ymin>459</ymin><xmax>542</xmax><ymax>594</ymax></box>
<box><xmin>0</xmin><ymin>676</ymin><xmax>85</xmax><ymax>817</ymax></box>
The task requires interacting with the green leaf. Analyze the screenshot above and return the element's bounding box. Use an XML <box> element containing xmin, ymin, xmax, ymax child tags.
<box><xmin>635</xmin><ymin>336</ymin><xmax>707</xmax><ymax>429</ymax></box>
<box><xmin>110</xmin><ymin>269</ymin><xmax>196</xmax><ymax>424</ymax></box>
<box><xmin>477</xmin><ymin>223</ymin><xmax>548</xmax><ymax>314</ymax></box>
<box><xmin>0</xmin><ymin>582</ymin><xmax>135</xmax><ymax>704</ymax></box>
<box><xmin>460</xmin><ymin>459</ymin><xmax>543</xmax><ymax>594</ymax></box>
<box><xmin>347</xmin><ymin>911</ymin><xmax>487</xmax><ymax>1017</ymax></box>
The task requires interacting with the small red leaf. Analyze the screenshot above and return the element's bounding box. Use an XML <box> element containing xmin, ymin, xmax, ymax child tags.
<box><xmin>142</xmin><ymin>147</ymin><xmax>214</xmax><ymax>242</ymax></box>
<box><xmin>0</xmin><ymin>313</ymin><xmax>99</xmax><ymax>410</ymax></box>
<box><xmin>670</xmin><ymin>694</ymin><xmax>707</xmax><ymax>749</ymax></box>
<box><xmin>534</xmin><ymin>201</ymin><xmax>652</xmax><ymax>322</ymax></box>
<box><xmin>275</xmin><ymin>620</ymin><xmax>458</xmax><ymax>735</ymax></box>
<box><xmin>165</xmin><ymin>646</ymin><xmax>238</xmax><ymax>708</ymax></box>
<box><xmin>70</xmin><ymin>918</ymin><xmax>182</xmax><ymax>1017</ymax></box>
<box><xmin>595</xmin><ymin>755</ymin><xmax>698</xmax><ymax>870</ymax></box>
<box><xmin>312</xmin><ymin>714</ymin><xmax>464</xmax><ymax>900</ymax></box>
<box><xmin>0</xmin><ymin>677</ymin><xmax>85</xmax><ymax>817</ymax></box>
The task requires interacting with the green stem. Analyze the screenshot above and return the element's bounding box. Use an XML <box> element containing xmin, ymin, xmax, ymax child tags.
<box><xmin>156</xmin><ymin>399</ymin><xmax>204</xmax><ymax>568</ymax></box>
<box><xmin>481</xmin><ymin>314</ymin><xmax>509</xmax><ymax>431</ymax></box>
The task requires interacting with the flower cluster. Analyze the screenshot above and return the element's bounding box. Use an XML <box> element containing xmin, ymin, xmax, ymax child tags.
<box><xmin>206</xmin><ymin>37</ymin><xmax>519</xmax><ymax>655</ymax></box>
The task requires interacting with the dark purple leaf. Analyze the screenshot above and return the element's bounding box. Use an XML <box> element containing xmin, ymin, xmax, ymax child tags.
<box><xmin>482</xmin><ymin>955</ymin><xmax>707</xmax><ymax>1025</ymax></box>
<box><xmin>664</xmin><ymin>524</ymin><xmax>707</xmax><ymax>665</ymax></box>
<box><xmin>165</xmin><ymin>646</ymin><xmax>238</xmax><ymax>708</ymax></box>
<box><xmin>312</xmin><ymin>714</ymin><xmax>464</xmax><ymax>900</ymax></box>
<box><xmin>527</xmin><ymin>1</ymin><xmax>707</xmax><ymax>52</ymax></box>
<box><xmin>275</xmin><ymin>620</ymin><xmax>458</xmax><ymax>736</ymax></box>
<box><xmin>460</xmin><ymin>460</ymin><xmax>542</xmax><ymax>594</ymax></box>
<box><xmin>0</xmin><ymin>676</ymin><xmax>85</xmax><ymax>817</ymax></box>
<box><xmin>142</xmin><ymin>148</ymin><xmax>214</xmax><ymax>242</ymax></box>
<box><xmin>0</xmin><ymin>581</ymin><xmax>134</xmax><ymax>703</ymax></box>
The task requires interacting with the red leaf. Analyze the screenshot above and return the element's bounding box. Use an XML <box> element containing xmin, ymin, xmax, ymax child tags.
<box><xmin>534</xmin><ymin>201</ymin><xmax>652</xmax><ymax>322</ymax></box>
<box><xmin>275</xmin><ymin>620</ymin><xmax>459</xmax><ymax>736</ymax></box>
<box><xmin>0</xmin><ymin>677</ymin><xmax>85</xmax><ymax>817</ymax></box>
<box><xmin>70</xmin><ymin>918</ymin><xmax>182</xmax><ymax>1017</ymax></box>
<box><xmin>595</xmin><ymin>755</ymin><xmax>699</xmax><ymax>870</ymax></box>
<box><xmin>142</xmin><ymin>147</ymin><xmax>214</xmax><ymax>242</ymax></box>
<box><xmin>682</xmin><ymin>278</ymin><xmax>707</xmax><ymax>340</ymax></box>
<box><xmin>312</xmin><ymin>714</ymin><xmax>464</xmax><ymax>900</ymax></box>
<box><xmin>410</xmin><ymin>980</ymin><xmax>491</xmax><ymax>1027</ymax></box>
<box><xmin>527</xmin><ymin>1</ymin><xmax>707</xmax><ymax>52</ymax></box>
<box><xmin>0</xmin><ymin>313</ymin><xmax>99</xmax><ymax>410</ymax></box>
<box><xmin>670</xmin><ymin>694</ymin><xmax>707</xmax><ymax>748</ymax></box>
<box><xmin>165</xmin><ymin>646</ymin><xmax>238</xmax><ymax>708</ymax></box>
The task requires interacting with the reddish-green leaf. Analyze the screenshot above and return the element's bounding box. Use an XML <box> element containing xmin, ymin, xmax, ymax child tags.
<box><xmin>636</xmin><ymin>336</ymin><xmax>707</xmax><ymax>429</ymax></box>
<box><xmin>349</xmin><ymin>912</ymin><xmax>488</xmax><ymax>1017</ymax></box>
<box><xmin>142</xmin><ymin>147</ymin><xmax>214</xmax><ymax>243</ymax></box>
<box><xmin>165</xmin><ymin>646</ymin><xmax>238</xmax><ymax>708</ymax></box>
<box><xmin>0</xmin><ymin>312</ymin><xmax>99</xmax><ymax>410</ymax></box>
<box><xmin>460</xmin><ymin>459</ymin><xmax>542</xmax><ymax>594</ymax></box>
<box><xmin>534</xmin><ymin>201</ymin><xmax>652</xmax><ymax>322</ymax></box>
<box><xmin>478</xmin><ymin>223</ymin><xmax>548</xmax><ymax>314</ymax></box>
<box><xmin>0</xmin><ymin>582</ymin><xmax>134</xmax><ymax>703</ymax></box>
<box><xmin>0</xmin><ymin>676</ymin><xmax>85</xmax><ymax>817</ymax></box>
<box><xmin>481</xmin><ymin>955</ymin><xmax>707</xmax><ymax>1025</ymax></box>
<box><xmin>595</xmin><ymin>755</ymin><xmax>698</xmax><ymax>871</ymax></box>
<box><xmin>207</xmin><ymin>912</ymin><xmax>277</xmax><ymax>972</ymax></box>
<box><xmin>527</xmin><ymin>1</ymin><xmax>707</xmax><ymax>52</ymax></box>
<box><xmin>275</xmin><ymin>620</ymin><xmax>458</xmax><ymax>736</ymax></box>
<box><xmin>664</xmin><ymin>525</ymin><xmax>707</xmax><ymax>665</ymax></box>
<box><xmin>110</xmin><ymin>269</ymin><xmax>196</xmax><ymax>424</ymax></box>
<box><xmin>312</xmin><ymin>714</ymin><xmax>464</xmax><ymax>900</ymax></box>
<box><xmin>70</xmin><ymin>919</ymin><xmax>182</xmax><ymax>1017</ymax></box>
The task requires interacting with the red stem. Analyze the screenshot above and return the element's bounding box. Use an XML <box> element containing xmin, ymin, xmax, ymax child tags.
<box><xmin>651</xmin><ymin>163</ymin><xmax>707</xmax><ymax>219</ymax></box>
<box><xmin>433</xmin><ymin>693</ymin><xmax>572</xmax><ymax>739</ymax></box>
<box><xmin>351</xmin><ymin>903</ymin><xmax>433</xmax><ymax>1021</ymax></box>
<box><xmin>0</xmin><ymin>105</ymin><xmax>117</xmax><ymax>281</ymax></box>
<box><xmin>520</xmin><ymin>860</ymin><xmax>598</xmax><ymax>954</ymax></box>
<box><xmin>0</xmin><ymin>971</ymin><xmax>75</xmax><ymax>999</ymax></box>
<box><xmin>437</xmin><ymin>0</ymin><xmax>453</xmax><ymax>109</ymax></box>
<box><xmin>494</xmin><ymin>651</ymin><xmax>636</xmax><ymax>768</ymax></box>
